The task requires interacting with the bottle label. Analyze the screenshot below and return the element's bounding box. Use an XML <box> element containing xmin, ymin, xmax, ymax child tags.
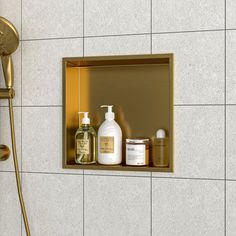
<box><xmin>126</xmin><ymin>144</ymin><xmax>146</xmax><ymax>165</ymax></box>
<box><xmin>100</xmin><ymin>136</ymin><xmax>114</xmax><ymax>153</ymax></box>
<box><xmin>76</xmin><ymin>139</ymin><xmax>89</xmax><ymax>155</ymax></box>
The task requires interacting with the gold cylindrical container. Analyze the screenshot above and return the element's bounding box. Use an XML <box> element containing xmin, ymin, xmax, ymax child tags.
<box><xmin>126</xmin><ymin>139</ymin><xmax>149</xmax><ymax>166</ymax></box>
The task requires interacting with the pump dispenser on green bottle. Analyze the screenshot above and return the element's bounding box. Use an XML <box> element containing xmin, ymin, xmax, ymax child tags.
<box><xmin>75</xmin><ymin>112</ymin><xmax>97</xmax><ymax>164</ymax></box>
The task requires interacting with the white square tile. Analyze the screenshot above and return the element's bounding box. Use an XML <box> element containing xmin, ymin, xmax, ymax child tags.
<box><xmin>153</xmin><ymin>31</ymin><xmax>224</xmax><ymax>104</ymax></box>
<box><xmin>84</xmin><ymin>35</ymin><xmax>150</xmax><ymax>56</ymax></box>
<box><xmin>152</xmin><ymin>0</ymin><xmax>224</xmax><ymax>33</ymax></box>
<box><xmin>0</xmin><ymin>107</ymin><xmax>21</xmax><ymax>171</ymax></box>
<box><xmin>226</xmin><ymin>30</ymin><xmax>236</xmax><ymax>104</ymax></box>
<box><xmin>226</xmin><ymin>0</ymin><xmax>236</xmax><ymax>29</ymax></box>
<box><xmin>0</xmin><ymin>172</ymin><xmax>21</xmax><ymax>236</ymax></box>
<box><xmin>0</xmin><ymin>0</ymin><xmax>21</xmax><ymax>38</ymax></box>
<box><xmin>22</xmin><ymin>173</ymin><xmax>83</xmax><ymax>236</ymax></box>
<box><xmin>226</xmin><ymin>181</ymin><xmax>236</xmax><ymax>235</ymax></box>
<box><xmin>84</xmin><ymin>0</ymin><xmax>150</xmax><ymax>36</ymax></box>
<box><xmin>152</xmin><ymin>178</ymin><xmax>224</xmax><ymax>236</ymax></box>
<box><xmin>226</xmin><ymin>106</ymin><xmax>236</xmax><ymax>179</ymax></box>
<box><xmin>22</xmin><ymin>0</ymin><xmax>83</xmax><ymax>39</ymax></box>
<box><xmin>153</xmin><ymin>106</ymin><xmax>224</xmax><ymax>179</ymax></box>
<box><xmin>0</xmin><ymin>43</ymin><xmax>21</xmax><ymax>106</ymax></box>
<box><xmin>22</xmin><ymin>107</ymin><xmax>82</xmax><ymax>174</ymax></box>
<box><xmin>84</xmin><ymin>175</ymin><xmax>150</xmax><ymax>236</ymax></box>
<box><xmin>22</xmin><ymin>38</ymin><xmax>83</xmax><ymax>106</ymax></box>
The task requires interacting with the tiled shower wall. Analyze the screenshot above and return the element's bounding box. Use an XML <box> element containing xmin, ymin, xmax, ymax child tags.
<box><xmin>0</xmin><ymin>0</ymin><xmax>236</xmax><ymax>235</ymax></box>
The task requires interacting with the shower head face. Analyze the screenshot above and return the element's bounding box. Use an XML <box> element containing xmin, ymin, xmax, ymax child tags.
<box><xmin>0</xmin><ymin>16</ymin><xmax>19</xmax><ymax>56</ymax></box>
<box><xmin>0</xmin><ymin>17</ymin><xmax>19</xmax><ymax>88</ymax></box>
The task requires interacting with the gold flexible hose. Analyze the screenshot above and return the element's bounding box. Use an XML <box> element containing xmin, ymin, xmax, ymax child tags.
<box><xmin>8</xmin><ymin>98</ymin><xmax>31</xmax><ymax>236</ymax></box>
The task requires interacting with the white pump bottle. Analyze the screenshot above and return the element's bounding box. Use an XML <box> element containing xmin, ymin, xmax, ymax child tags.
<box><xmin>98</xmin><ymin>105</ymin><xmax>122</xmax><ymax>165</ymax></box>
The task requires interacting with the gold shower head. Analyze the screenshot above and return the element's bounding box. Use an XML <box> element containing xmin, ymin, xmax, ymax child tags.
<box><xmin>0</xmin><ymin>16</ymin><xmax>19</xmax><ymax>88</ymax></box>
<box><xmin>0</xmin><ymin>16</ymin><xmax>19</xmax><ymax>55</ymax></box>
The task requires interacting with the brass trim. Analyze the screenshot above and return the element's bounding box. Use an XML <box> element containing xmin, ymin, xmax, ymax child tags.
<box><xmin>0</xmin><ymin>88</ymin><xmax>15</xmax><ymax>98</ymax></box>
<box><xmin>63</xmin><ymin>54</ymin><xmax>174</xmax><ymax>172</ymax></box>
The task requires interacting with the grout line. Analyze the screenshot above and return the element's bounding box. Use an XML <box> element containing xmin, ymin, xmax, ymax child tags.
<box><xmin>82</xmin><ymin>173</ymin><xmax>151</xmax><ymax>178</ymax></box>
<box><xmin>85</xmin><ymin>32</ymin><xmax>150</xmax><ymax>38</ymax></box>
<box><xmin>83</xmin><ymin>0</ymin><xmax>85</xmax><ymax>58</ymax></box>
<box><xmin>150</xmin><ymin>1</ymin><xmax>152</xmax><ymax>234</ymax></box>
<box><xmin>224</xmin><ymin>0</ymin><xmax>227</xmax><ymax>235</ymax></box>
<box><xmin>1</xmin><ymin>170</ymin><xmax>149</xmax><ymax>178</ymax></box>
<box><xmin>21</xmin><ymin>19</ymin><xmax>23</xmax><ymax>174</ymax></box>
<box><xmin>21</xmin><ymin>45</ymin><xmax>23</xmax><ymax>167</ymax></box>
<box><xmin>20</xmin><ymin>33</ymin><xmax>149</xmax><ymax>42</ymax></box>
<box><xmin>152</xmin><ymin>28</ymin><xmax>225</xmax><ymax>35</ymax></box>
<box><xmin>20</xmin><ymin>44</ymin><xmax>23</xmax><ymax>236</ymax></box>
<box><xmin>150</xmin><ymin>172</ymin><xmax>152</xmax><ymax>236</ymax></box>
<box><xmin>19</xmin><ymin>28</ymin><xmax>226</xmax><ymax>43</ymax></box>
<box><xmin>0</xmin><ymin>170</ymin><xmax>16</xmax><ymax>173</ymax></box>
<box><xmin>174</xmin><ymin>104</ymin><xmax>225</xmax><ymax>106</ymax></box>
<box><xmin>82</xmin><ymin>2</ymin><xmax>85</xmax><ymax>235</ymax></box>
<box><xmin>226</xmin><ymin>179</ymin><xmax>236</xmax><ymax>182</ymax></box>
<box><xmin>150</xmin><ymin>0</ymin><xmax>152</xmax><ymax>55</ymax></box>
<box><xmin>83</xmin><ymin>170</ymin><xmax>85</xmax><ymax>236</ymax></box>
<box><xmin>1</xmin><ymin>170</ymin><xmax>231</xmax><ymax>181</ymax></box>
<box><xmin>175</xmin><ymin>104</ymin><xmax>236</xmax><ymax>107</ymax></box>
<box><xmin>20</xmin><ymin>105</ymin><xmax>62</xmax><ymax>107</ymax></box>
<box><xmin>4</xmin><ymin>104</ymin><xmax>236</xmax><ymax>109</ymax></box>
<box><xmin>0</xmin><ymin>105</ymin><xmax>22</xmax><ymax>108</ymax></box>
<box><xmin>20</xmin><ymin>1</ymin><xmax>23</xmax><ymax>234</ymax></box>
<box><xmin>226</xmin><ymin>28</ymin><xmax>236</xmax><ymax>31</ymax></box>
<box><xmin>21</xmin><ymin>170</ymin><xmax>84</xmax><ymax>176</ymax></box>
<box><xmin>3</xmin><ymin>170</ymin><xmax>236</xmax><ymax>180</ymax></box>
<box><xmin>151</xmin><ymin>176</ymin><xmax>224</xmax><ymax>181</ymax></box>
<box><xmin>21</xmin><ymin>36</ymin><xmax>83</xmax><ymax>42</ymax></box>
<box><xmin>9</xmin><ymin>170</ymin><xmax>227</xmax><ymax>181</ymax></box>
<box><xmin>0</xmin><ymin>105</ymin><xmax>63</xmax><ymax>108</ymax></box>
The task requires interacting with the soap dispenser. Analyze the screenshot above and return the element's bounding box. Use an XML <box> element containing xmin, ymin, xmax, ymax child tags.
<box><xmin>98</xmin><ymin>105</ymin><xmax>122</xmax><ymax>165</ymax></box>
<box><xmin>75</xmin><ymin>112</ymin><xmax>96</xmax><ymax>165</ymax></box>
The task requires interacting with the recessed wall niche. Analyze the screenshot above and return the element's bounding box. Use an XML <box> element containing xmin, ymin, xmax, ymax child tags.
<box><xmin>63</xmin><ymin>54</ymin><xmax>174</xmax><ymax>172</ymax></box>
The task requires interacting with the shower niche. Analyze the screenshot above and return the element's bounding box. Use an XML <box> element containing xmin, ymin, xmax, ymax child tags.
<box><xmin>63</xmin><ymin>54</ymin><xmax>174</xmax><ymax>172</ymax></box>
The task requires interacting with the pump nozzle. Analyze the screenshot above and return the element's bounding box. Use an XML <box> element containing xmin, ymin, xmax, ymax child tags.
<box><xmin>78</xmin><ymin>112</ymin><xmax>90</xmax><ymax>124</ymax></box>
<box><xmin>156</xmin><ymin>129</ymin><xmax>166</xmax><ymax>139</ymax></box>
<box><xmin>101</xmin><ymin>105</ymin><xmax>115</xmax><ymax>120</ymax></box>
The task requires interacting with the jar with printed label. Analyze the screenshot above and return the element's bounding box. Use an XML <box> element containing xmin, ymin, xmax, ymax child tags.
<box><xmin>126</xmin><ymin>139</ymin><xmax>149</xmax><ymax>166</ymax></box>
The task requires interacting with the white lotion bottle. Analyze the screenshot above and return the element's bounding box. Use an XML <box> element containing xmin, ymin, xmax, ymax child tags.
<box><xmin>98</xmin><ymin>105</ymin><xmax>122</xmax><ymax>165</ymax></box>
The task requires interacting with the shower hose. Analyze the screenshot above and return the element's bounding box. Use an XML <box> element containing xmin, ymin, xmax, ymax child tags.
<box><xmin>8</xmin><ymin>98</ymin><xmax>31</xmax><ymax>236</ymax></box>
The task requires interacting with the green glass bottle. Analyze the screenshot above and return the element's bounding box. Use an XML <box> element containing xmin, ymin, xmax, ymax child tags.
<box><xmin>75</xmin><ymin>112</ymin><xmax>96</xmax><ymax>164</ymax></box>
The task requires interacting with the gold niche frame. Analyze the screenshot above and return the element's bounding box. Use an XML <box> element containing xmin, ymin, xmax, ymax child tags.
<box><xmin>63</xmin><ymin>54</ymin><xmax>174</xmax><ymax>172</ymax></box>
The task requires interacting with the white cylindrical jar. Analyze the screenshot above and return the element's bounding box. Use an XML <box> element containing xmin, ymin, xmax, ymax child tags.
<box><xmin>126</xmin><ymin>139</ymin><xmax>149</xmax><ymax>166</ymax></box>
